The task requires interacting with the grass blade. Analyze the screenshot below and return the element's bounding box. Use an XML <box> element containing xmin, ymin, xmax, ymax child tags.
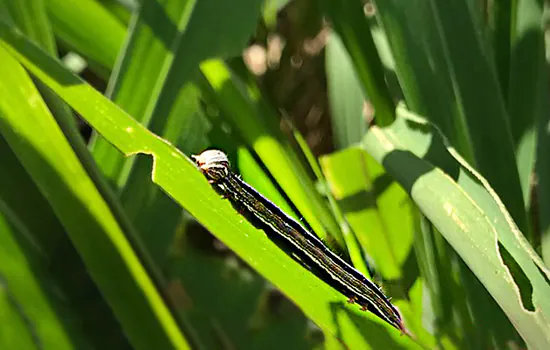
<box><xmin>0</xmin><ymin>40</ymin><xmax>190</xmax><ymax>349</ymax></box>
<box><xmin>362</xmin><ymin>105</ymin><xmax>550</xmax><ymax>348</ymax></box>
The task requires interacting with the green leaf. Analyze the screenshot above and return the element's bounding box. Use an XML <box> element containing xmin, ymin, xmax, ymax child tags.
<box><xmin>320</xmin><ymin>148</ymin><xmax>414</xmax><ymax>281</ymax></box>
<box><xmin>413</xmin><ymin>218</ymin><xmax>466</xmax><ymax>347</ymax></box>
<box><xmin>0</xmin><ymin>135</ymin><xmax>133</xmax><ymax>348</ymax></box>
<box><xmin>320</xmin><ymin>0</ymin><xmax>394</xmax><ymax>126</ymax></box>
<box><xmin>2</xmin><ymin>0</ymin><xmax>56</xmax><ymax>53</ymax></box>
<box><xmin>46</xmin><ymin>0</ymin><xmax>126</xmax><ymax>71</ymax></box>
<box><xmin>2</xmin><ymin>0</ymin><xmax>79</xmax><ymax>149</ymax></box>
<box><xmin>0</xmin><ymin>209</ymin><xmax>75</xmax><ymax>349</ymax></box>
<box><xmin>374</xmin><ymin>0</ymin><xmax>530</xmax><ymax>241</ymax></box>
<box><xmin>507</xmin><ymin>0</ymin><xmax>546</xmax><ymax>208</ymax></box>
<box><xmin>0</xmin><ymin>39</ymin><xmax>190</xmax><ymax>349</ymax></box>
<box><xmin>0</xmin><ymin>280</ymin><xmax>37</xmax><ymax>349</ymax></box>
<box><xmin>325</xmin><ymin>32</ymin><xmax>366</xmax><ymax>149</ymax></box>
<box><xmin>98</xmin><ymin>0</ymin><xmax>133</xmax><ymax>25</ymax></box>
<box><xmin>362</xmin><ymin>105</ymin><xmax>550</xmax><ymax>348</ymax></box>
<box><xmin>539</xmin><ymin>91</ymin><xmax>550</xmax><ymax>264</ymax></box>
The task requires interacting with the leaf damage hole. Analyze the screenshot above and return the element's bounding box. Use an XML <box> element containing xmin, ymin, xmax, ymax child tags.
<box><xmin>497</xmin><ymin>242</ymin><xmax>534</xmax><ymax>311</ymax></box>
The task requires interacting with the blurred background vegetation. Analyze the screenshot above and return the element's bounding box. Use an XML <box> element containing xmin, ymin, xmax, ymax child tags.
<box><xmin>1</xmin><ymin>0</ymin><xmax>550</xmax><ymax>349</ymax></box>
